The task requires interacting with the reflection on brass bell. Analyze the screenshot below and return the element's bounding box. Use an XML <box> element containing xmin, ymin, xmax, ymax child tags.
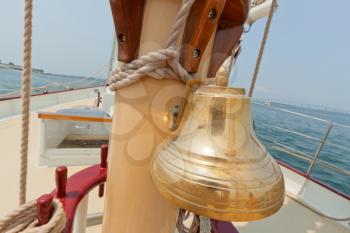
<box><xmin>150</xmin><ymin>85</ymin><xmax>285</xmax><ymax>221</ymax></box>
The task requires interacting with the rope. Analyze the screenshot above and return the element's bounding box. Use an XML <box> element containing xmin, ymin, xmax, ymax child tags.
<box><xmin>248</xmin><ymin>0</ymin><xmax>277</xmax><ymax>97</ymax></box>
<box><xmin>19</xmin><ymin>0</ymin><xmax>34</xmax><ymax>205</ymax></box>
<box><xmin>251</xmin><ymin>0</ymin><xmax>268</xmax><ymax>7</ymax></box>
<box><xmin>176</xmin><ymin>210</ymin><xmax>199</xmax><ymax>233</ymax></box>
<box><xmin>108</xmin><ymin>0</ymin><xmax>195</xmax><ymax>91</ymax></box>
<box><xmin>199</xmin><ymin>216</ymin><xmax>211</xmax><ymax>233</ymax></box>
<box><xmin>0</xmin><ymin>200</ymin><xmax>66</xmax><ymax>233</ymax></box>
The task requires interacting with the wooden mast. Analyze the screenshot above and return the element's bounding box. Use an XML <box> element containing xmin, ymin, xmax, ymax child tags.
<box><xmin>102</xmin><ymin>1</ymin><xmax>182</xmax><ymax>232</ymax></box>
<box><xmin>102</xmin><ymin>0</ymin><xmax>218</xmax><ymax>232</ymax></box>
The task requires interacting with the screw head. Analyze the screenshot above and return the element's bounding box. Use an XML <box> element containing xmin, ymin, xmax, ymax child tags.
<box><xmin>118</xmin><ymin>33</ymin><xmax>126</xmax><ymax>43</ymax></box>
<box><xmin>192</xmin><ymin>49</ymin><xmax>200</xmax><ymax>58</ymax></box>
<box><xmin>208</xmin><ymin>9</ymin><xmax>217</xmax><ymax>20</ymax></box>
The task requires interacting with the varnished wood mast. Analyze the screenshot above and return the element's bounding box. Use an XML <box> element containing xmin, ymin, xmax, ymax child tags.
<box><xmin>104</xmin><ymin>1</ymin><xmax>249</xmax><ymax>233</ymax></box>
<box><xmin>104</xmin><ymin>1</ymin><xmax>190</xmax><ymax>232</ymax></box>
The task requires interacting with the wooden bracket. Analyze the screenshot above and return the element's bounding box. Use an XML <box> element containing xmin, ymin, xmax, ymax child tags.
<box><xmin>207</xmin><ymin>20</ymin><xmax>243</xmax><ymax>78</ymax></box>
<box><xmin>180</xmin><ymin>0</ymin><xmax>226</xmax><ymax>73</ymax></box>
<box><xmin>207</xmin><ymin>0</ymin><xmax>250</xmax><ymax>78</ymax></box>
<box><xmin>110</xmin><ymin>0</ymin><xmax>146</xmax><ymax>62</ymax></box>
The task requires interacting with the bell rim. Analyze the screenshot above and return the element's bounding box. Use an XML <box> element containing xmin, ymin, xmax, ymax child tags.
<box><xmin>154</xmin><ymin>154</ymin><xmax>283</xmax><ymax>189</ymax></box>
<box><xmin>152</xmin><ymin>177</ymin><xmax>285</xmax><ymax>222</ymax></box>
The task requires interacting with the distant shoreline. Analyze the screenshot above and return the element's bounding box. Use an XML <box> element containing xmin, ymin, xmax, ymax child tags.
<box><xmin>254</xmin><ymin>99</ymin><xmax>350</xmax><ymax>116</ymax></box>
<box><xmin>0</xmin><ymin>64</ymin><xmax>97</xmax><ymax>80</ymax></box>
<box><xmin>41</xmin><ymin>72</ymin><xmax>96</xmax><ymax>80</ymax></box>
<box><xmin>0</xmin><ymin>62</ymin><xmax>44</xmax><ymax>73</ymax></box>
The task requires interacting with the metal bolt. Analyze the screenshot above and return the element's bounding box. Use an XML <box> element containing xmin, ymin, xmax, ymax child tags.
<box><xmin>192</xmin><ymin>49</ymin><xmax>200</xmax><ymax>58</ymax></box>
<box><xmin>208</xmin><ymin>9</ymin><xmax>217</xmax><ymax>20</ymax></box>
<box><xmin>118</xmin><ymin>33</ymin><xmax>126</xmax><ymax>43</ymax></box>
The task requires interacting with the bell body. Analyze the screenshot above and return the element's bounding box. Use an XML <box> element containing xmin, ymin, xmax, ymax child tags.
<box><xmin>151</xmin><ymin>86</ymin><xmax>285</xmax><ymax>221</ymax></box>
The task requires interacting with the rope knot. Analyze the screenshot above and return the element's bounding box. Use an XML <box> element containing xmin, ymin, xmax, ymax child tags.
<box><xmin>0</xmin><ymin>200</ymin><xmax>66</xmax><ymax>233</ymax></box>
<box><xmin>108</xmin><ymin>47</ymin><xmax>193</xmax><ymax>91</ymax></box>
<box><xmin>108</xmin><ymin>0</ymin><xmax>196</xmax><ymax>91</ymax></box>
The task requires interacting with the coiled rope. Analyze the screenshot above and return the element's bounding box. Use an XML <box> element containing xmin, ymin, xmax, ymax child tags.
<box><xmin>0</xmin><ymin>200</ymin><xmax>66</xmax><ymax>233</ymax></box>
<box><xmin>108</xmin><ymin>0</ymin><xmax>195</xmax><ymax>91</ymax></box>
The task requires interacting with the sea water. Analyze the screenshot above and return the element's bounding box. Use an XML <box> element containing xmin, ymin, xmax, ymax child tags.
<box><xmin>0</xmin><ymin>68</ymin><xmax>105</xmax><ymax>96</ymax></box>
<box><xmin>253</xmin><ymin>102</ymin><xmax>350</xmax><ymax>196</ymax></box>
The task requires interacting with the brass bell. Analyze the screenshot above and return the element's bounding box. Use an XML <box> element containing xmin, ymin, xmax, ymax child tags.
<box><xmin>150</xmin><ymin>84</ymin><xmax>285</xmax><ymax>221</ymax></box>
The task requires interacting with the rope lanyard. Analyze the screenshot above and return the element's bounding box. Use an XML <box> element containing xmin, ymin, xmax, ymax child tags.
<box><xmin>248</xmin><ymin>0</ymin><xmax>277</xmax><ymax>97</ymax></box>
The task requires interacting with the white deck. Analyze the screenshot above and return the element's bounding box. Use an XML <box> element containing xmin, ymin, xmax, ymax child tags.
<box><xmin>235</xmin><ymin>196</ymin><xmax>349</xmax><ymax>233</ymax></box>
<box><xmin>0</xmin><ymin>92</ymin><xmax>349</xmax><ymax>233</ymax></box>
<box><xmin>84</xmin><ymin>196</ymin><xmax>350</xmax><ymax>233</ymax></box>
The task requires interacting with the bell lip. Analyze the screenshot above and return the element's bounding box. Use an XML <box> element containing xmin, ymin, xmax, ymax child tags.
<box><xmin>153</xmin><ymin>180</ymin><xmax>285</xmax><ymax>222</ymax></box>
<box><xmin>150</xmin><ymin>170</ymin><xmax>285</xmax><ymax>222</ymax></box>
<box><xmin>196</xmin><ymin>86</ymin><xmax>248</xmax><ymax>98</ymax></box>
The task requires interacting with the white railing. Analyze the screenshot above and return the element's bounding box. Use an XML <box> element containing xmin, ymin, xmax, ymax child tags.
<box><xmin>253</xmin><ymin>101</ymin><xmax>350</xmax><ymax>195</ymax></box>
<box><xmin>0</xmin><ymin>86</ymin><xmax>105</xmax><ymax>119</ymax></box>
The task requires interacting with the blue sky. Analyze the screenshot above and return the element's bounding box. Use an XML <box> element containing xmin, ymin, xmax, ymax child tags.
<box><xmin>233</xmin><ymin>0</ymin><xmax>350</xmax><ymax>110</ymax></box>
<box><xmin>0</xmin><ymin>0</ymin><xmax>349</xmax><ymax>110</ymax></box>
<box><xmin>0</xmin><ymin>0</ymin><xmax>114</xmax><ymax>78</ymax></box>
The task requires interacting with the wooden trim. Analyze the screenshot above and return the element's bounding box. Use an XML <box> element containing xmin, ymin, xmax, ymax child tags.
<box><xmin>110</xmin><ymin>0</ymin><xmax>146</xmax><ymax>62</ymax></box>
<box><xmin>207</xmin><ymin>0</ymin><xmax>250</xmax><ymax>77</ymax></box>
<box><xmin>180</xmin><ymin>0</ymin><xmax>226</xmax><ymax>73</ymax></box>
<box><xmin>38</xmin><ymin>112</ymin><xmax>112</xmax><ymax>123</ymax></box>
